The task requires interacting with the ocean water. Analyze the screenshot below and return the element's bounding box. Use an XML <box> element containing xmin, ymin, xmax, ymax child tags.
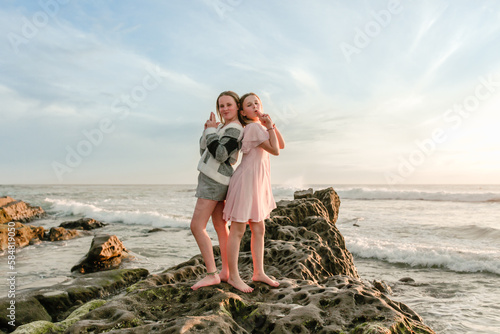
<box><xmin>1</xmin><ymin>184</ymin><xmax>499</xmax><ymax>333</ymax></box>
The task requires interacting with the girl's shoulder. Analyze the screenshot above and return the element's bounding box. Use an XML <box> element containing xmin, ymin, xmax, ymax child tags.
<box><xmin>220</xmin><ymin>121</ymin><xmax>244</xmax><ymax>140</ymax></box>
<box><xmin>243</xmin><ymin>122</ymin><xmax>268</xmax><ymax>143</ymax></box>
<box><xmin>244</xmin><ymin>122</ymin><xmax>265</xmax><ymax>132</ymax></box>
<box><xmin>223</xmin><ymin>121</ymin><xmax>243</xmax><ymax>131</ymax></box>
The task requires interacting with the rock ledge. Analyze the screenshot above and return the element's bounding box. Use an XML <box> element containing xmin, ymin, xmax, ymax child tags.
<box><xmin>62</xmin><ymin>188</ymin><xmax>435</xmax><ymax>333</ymax></box>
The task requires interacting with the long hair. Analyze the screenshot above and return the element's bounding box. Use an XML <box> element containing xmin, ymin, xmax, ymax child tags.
<box><xmin>216</xmin><ymin>91</ymin><xmax>241</xmax><ymax>125</ymax></box>
<box><xmin>239</xmin><ymin>92</ymin><xmax>261</xmax><ymax>126</ymax></box>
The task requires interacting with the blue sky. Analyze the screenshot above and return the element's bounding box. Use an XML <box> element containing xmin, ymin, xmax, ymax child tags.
<box><xmin>1</xmin><ymin>0</ymin><xmax>500</xmax><ymax>185</ymax></box>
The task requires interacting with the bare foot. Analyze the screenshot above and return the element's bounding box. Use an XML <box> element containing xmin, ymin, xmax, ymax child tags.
<box><xmin>227</xmin><ymin>277</ymin><xmax>253</xmax><ymax>293</ymax></box>
<box><xmin>191</xmin><ymin>274</ymin><xmax>221</xmax><ymax>290</ymax></box>
<box><xmin>253</xmin><ymin>273</ymin><xmax>279</xmax><ymax>287</ymax></box>
<box><xmin>219</xmin><ymin>269</ymin><xmax>229</xmax><ymax>283</ymax></box>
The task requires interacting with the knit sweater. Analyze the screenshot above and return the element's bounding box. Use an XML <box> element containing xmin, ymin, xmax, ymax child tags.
<box><xmin>197</xmin><ymin>122</ymin><xmax>244</xmax><ymax>185</ymax></box>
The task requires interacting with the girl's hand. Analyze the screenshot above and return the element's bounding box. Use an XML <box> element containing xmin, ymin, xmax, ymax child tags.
<box><xmin>205</xmin><ymin>112</ymin><xmax>218</xmax><ymax>128</ymax></box>
<box><xmin>258</xmin><ymin>113</ymin><xmax>274</xmax><ymax>129</ymax></box>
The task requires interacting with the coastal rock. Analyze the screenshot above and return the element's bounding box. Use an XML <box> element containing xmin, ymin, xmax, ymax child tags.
<box><xmin>0</xmin><ymin>197</ymin><xmax>16</xmax><ymax>224</ymax></box>
<box><xmin>73</xmin><ymin>276</ymin><xmax>429</xmax><ymax>334</ymax></box>
<box><xmin>57</xmin><ymin>188</ymin><xmax>435</xmax><ymax>333</ymax></box>
<box><xmin>47</xmin><ymin>227</ymin><xmax>81</xmax><ymax>241</ymax></box>
<box><xmin>60</xmin><ymin>217</ymin><xmax>107</xmax><ymax>230</ymax></box>
<box><xmin>0</xmin><ymin>197</ymin><xmax>14</xmax><ymax>207</ymax></box>
<box><xmin>0</xmin><ymin>297</ymin><xmax>51</xmax><ymax>332</ymax></box>
<box><xmin>147</xmin><ymin>228</ymin><xmax>166</xmax><ymax>233</ymax></box>
<box><xmin>0</xmin><ymin>223</ymin><xmax>82</xmax><ymax>252</ymax></box>
<box><xmin>30</xmin><ymin>226</ymin><xmax>45</xmax><ymax>240</ymax></box>
<box><xmin>311</xmin><ymin>187</ymin><xmax>341</xmax><ymax>224</ymax></box>
<box><xmin>0</xmin><ymin>197</ymin><xmax>45</xmax><ymax>224</ymax></box>
<box><xmin>0</xmin><ymin>269</ymin><xmax>148</xmax><ymax>331</ymax></box>
<box><xmin>271</xmin><ymin>187</ymin><xmax>340</xmax><ymax>227</ymax></box>
<box><xmin>10</xmin><ymin>299</ymin><xmax>107</xmax><ymax>334</ymax></box>
<box><xmin>399</xmin><ymin>277</ymin><xmax>416</xmax><ymax>284</ymax></box>
<box><xmin>29</xmin><ymin>237</ymin><xmax>42</xmax><ymax>246</ymax></box>
<box><xmin>293</xmin><ymin>188</ymin><xmax>314</xmax><ymax>199</ymax></box>
<box><xmin>0</xmin><ymin>223</ymin><xmax>45</xmax><ymax>251</ymax></box>
<box><xmin>0</xmin><ymin>197</ymin><xmax>46</xmax><ymax>251</ymax></box>
<box><xmin>373</xmin><ymin>280</ymin><xmax>393</xmax><ymax>295</ymax></box>
<box><xmin>71</xmin><ymin>234</ymin><xmax>130</xmax><ymax>274</ymax></box>
<box><xmin>0</xmin><ymin>222</ymin><xmax>31</xmax><ymax>251</ymax></box>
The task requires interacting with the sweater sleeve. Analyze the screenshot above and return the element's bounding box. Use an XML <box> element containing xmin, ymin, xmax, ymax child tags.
<box><xmin>206</xmin><ymin>125</ymin><xmax>242</xmax><ymax>163</ymax></box>
<box><xmin>199</xmin><ymin>129</ymin><xmax>207</xmax><ymax>156</ymax></box>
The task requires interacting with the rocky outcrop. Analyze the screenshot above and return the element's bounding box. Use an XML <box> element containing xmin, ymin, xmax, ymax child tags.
<box><xmin>0</xmin><ymin>269</ymin><xmax>149</xmax><ymax>332</ymax></box>
<box><xmin>71</xmin><ymin>234</ymin><xmax>130</xmax><ymax>274</ymax></box>
<box><xmin>0</xmin><ymin>197</ymin><xmax>14</xmax><ymax>207</ymax></box>
<box><xmin>0</xmin><ymin>197</ymin><xmax>106</xmax><ymax>252</ymax></box>
<box><xmin>0</xmin><ymin>197</ymin><xmax>45</xmax><ymax>224</ymax></box>
<box><xmin>0</xmin><ymin>223</ymin><xmax>82</xmax><ymax>252</ymax></box>
<box><xmin>293</xmin><ymin>187</ymin><xmax>314</xmax><ymax>199</ymax></box>
<box><xmin>10</xmin><ymin>299</ymin><xmax>107</xmax><ymax>334</ymax></box>
<box><xmin>0</xmin><ymin>188</ymin><xmax>435</xmax><ymax>333</ymax></box>
<box><xmin>53</xmin><ymin>187</ymin><xmax>435</xmax><ymax>333</ymax></box>
<box><xmin>247</xmin><ymin>187</ymin><xmax>356</xmax><ymax>281</ymax></box>
<box><xmin>60</xmin><ymin>218</ymin><xmax>107</xmax><ymax>230</ymax></box>
<box><xmin>0</xmin><ymin>223</ymin><xmax>44</xmax><ymax>251</ymax></box>
<box><xmin>46</xmin><ymin>227</ymin><xmax>81</xmax><ymax>241</ymax></box>
<box><xmin>0</xmin><ymin>197</ymin><xmax>48</xmax><ymax>251</ymax></box>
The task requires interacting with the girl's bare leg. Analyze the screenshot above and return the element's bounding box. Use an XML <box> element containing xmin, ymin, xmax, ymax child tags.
<box><xmin>227</xmin><ymin>222</ymin><xmax>253</xmax><ymax>293</ymax></box>
<box><xmin>190</xmin><ymin>198</ymin><xmax>221</xmax><ymax>290</ymax></box>
<box><xmin>212</xmin><ymin>201</ymin><xmax>229</xmax><ymax>282</ymax></box>
<box><xmin>250</xmin><ymin>221</ymin><xmax>279</xmax><ymax>287</ymax></box>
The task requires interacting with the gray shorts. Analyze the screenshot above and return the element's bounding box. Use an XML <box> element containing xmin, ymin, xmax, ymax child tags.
<box><xmin>195</xmin><ymin>172</ymin><xmax>228</xmax><ymax>201</ymax></box>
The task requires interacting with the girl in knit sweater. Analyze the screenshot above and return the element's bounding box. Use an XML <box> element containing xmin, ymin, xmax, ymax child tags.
<box><xmin>191</xmin><ymin>91</ymin><xmax>244</xmax><ymax>290</ymax></box>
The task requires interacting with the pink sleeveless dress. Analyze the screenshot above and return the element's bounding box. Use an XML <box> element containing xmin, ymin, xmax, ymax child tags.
<box><xmin>223</xmin><ymin>122</ymin><xmax>276</xmax><ymax>223</ymax></box>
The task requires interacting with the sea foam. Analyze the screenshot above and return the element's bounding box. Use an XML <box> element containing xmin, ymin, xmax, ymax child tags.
<box><xmin>44</xmin><ymin>198</ymin><xmax>190</xmax><ymax>228</ymax></box>
<box><xmin>336</xmin><ymin>187</ymin><xmax>500</xmax><ymax>202</ymax></box>
<box><xmin>346</xmin><ymin>237</ymin><xmax>500</xmax><ymax>275</ymax></box>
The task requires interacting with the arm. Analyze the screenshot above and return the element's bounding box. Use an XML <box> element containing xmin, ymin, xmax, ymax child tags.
<box><xmin>258</xmin><ymin>127</ymin><xmax>280</xmax><ymax>156</ymax></box>
<box><xmin>199</xmin><ymin>112</ymin><xmax>215</xmax><ymax>156</ymax></box>
<box><xmin>258</xmin><ymin>114</ymin><xmax>280</xmax><ymax>156</ymax></box>
<box><xmin>199</xmin><ymin>129</ymin><xmax>207</xmax><ymax>156</ymax></box>
<box><xmin>275</xmin><ymin>126</ymin><xmax>285</xmax><ymax>149</ymax></box>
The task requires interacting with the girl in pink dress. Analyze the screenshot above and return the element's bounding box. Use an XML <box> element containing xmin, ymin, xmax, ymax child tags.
<box><xmin>223</xmin><ymin>93</ymin><xmax>285</xmax><ymax>293</ymax></box>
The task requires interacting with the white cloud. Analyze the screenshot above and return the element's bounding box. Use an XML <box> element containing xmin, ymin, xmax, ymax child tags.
<box><xmin>2</xmin><ymin>1</ymin><xmax>500</xmax><ymax>184</ymax></box>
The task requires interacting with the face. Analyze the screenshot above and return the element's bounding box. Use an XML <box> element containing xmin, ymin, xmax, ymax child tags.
<box><xmin>241</xmin><ymin>95</ymin><xmax>262</xmax><ymax>120</ymax></box>
<box><xmin>217</xmin><ymin>95</ymin><xmax>239</xmax><ymax>123</ymax></box>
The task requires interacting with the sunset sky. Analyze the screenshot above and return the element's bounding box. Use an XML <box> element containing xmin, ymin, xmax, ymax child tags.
<box><xmin>1</xmin><ymin>0</ymin><xmax>500</xmax><ymax>185</ymax></box>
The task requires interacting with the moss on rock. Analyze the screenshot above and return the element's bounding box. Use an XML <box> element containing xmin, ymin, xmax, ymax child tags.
<box><xmin>10</xmin><ymin>299</ymin><xmax>107</xmax><ymax>334</ymax></box>
<box><xmin>10</xmin><ymin>321</ymin><xmax>58</xmax><ymax>334</ymax></box>
<box><xmin>0</xmin><ymin>297</ymin><xmax>51</xmax><ymax>332</ymax></box>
